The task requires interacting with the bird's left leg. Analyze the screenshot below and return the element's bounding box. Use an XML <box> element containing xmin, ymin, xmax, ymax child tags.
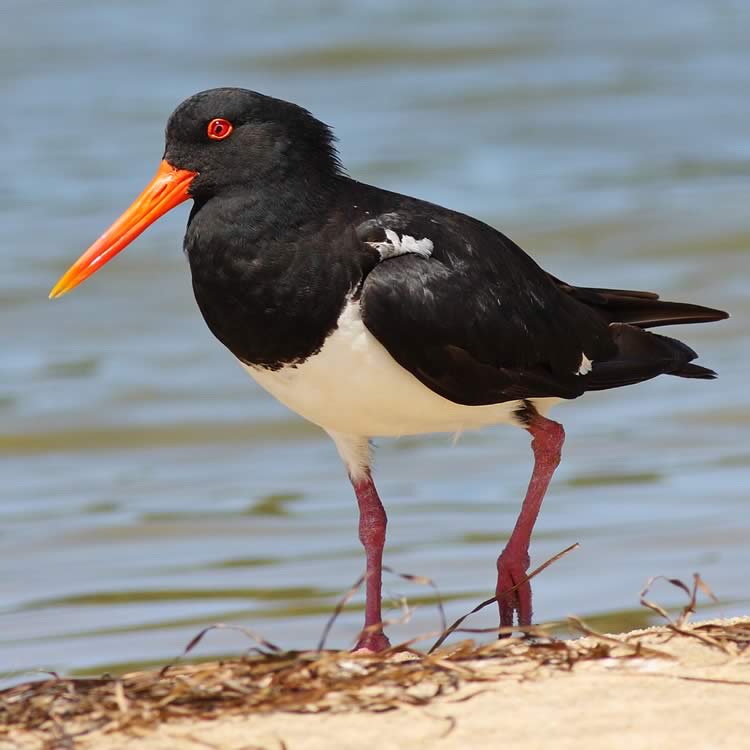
<box><xmin>329</xmin><ymin>432</ymin><xmax>390</xmax><ymax>652</ymax></box>
<box><xmin>496</xmin><ymin>405</ymin><xmax>565</xmax><ymax>629</ymax></box>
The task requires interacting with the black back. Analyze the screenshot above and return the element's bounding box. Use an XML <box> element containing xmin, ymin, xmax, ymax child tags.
<box><xmin>167</xmin><ymin>88</ymin><xmax>727</xmax><ymax>401</ymax></box>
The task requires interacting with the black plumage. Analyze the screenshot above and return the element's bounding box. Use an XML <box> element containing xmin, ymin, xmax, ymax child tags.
<box><xmin>355</xmin><ymin>196</ymin><xmax>725</xmax><ymax>404</ymax></box>
<box><xmin>187</xmin><ymin>161</ymin><xmax>726</xmax><ymax>403</ymax></box>
<box><xmin>165</xmin><ymin>89</ymin><xmax>728</xmax><ymax>400</ymax></box>
<box><xmin>51</xmin><ymin>87</ymin><xmax>729</xmax><ymax>648</ymax></box>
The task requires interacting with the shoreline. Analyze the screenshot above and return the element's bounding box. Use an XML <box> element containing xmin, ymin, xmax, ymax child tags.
<box><xmin>3</xmin><ymin>617</ymin><xmax>749</xmax><ymax>750</ymax></box>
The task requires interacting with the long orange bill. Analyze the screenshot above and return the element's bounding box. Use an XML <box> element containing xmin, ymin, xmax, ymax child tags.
<box><xmin>49</xmin><ymin>160</ymin><xmax>198</xmax><ymax>299</ymax></box>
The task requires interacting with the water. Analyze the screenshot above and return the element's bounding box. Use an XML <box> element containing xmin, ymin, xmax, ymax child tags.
<box><xmin>2</xmin><ymin>1</ymin><xmax>748</xmax><ymax>683</ymax></box>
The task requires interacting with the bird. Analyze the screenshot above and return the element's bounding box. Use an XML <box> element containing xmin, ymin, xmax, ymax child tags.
<box><xmin>50</xmin><ymin>88</ymin><xmax>728</xmax><ymax>652</ymax></box>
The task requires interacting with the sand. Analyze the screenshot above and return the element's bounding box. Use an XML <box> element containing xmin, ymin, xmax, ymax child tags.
<box><xmin>3</xmin><ymin>617</ymin><xmax>749</xmax><ymax>750</ymax></box>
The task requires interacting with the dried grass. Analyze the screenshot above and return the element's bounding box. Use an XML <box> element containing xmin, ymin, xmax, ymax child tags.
<box><xmin>2</xmin><ymin>563</ymin><xmax>746</xmax><ymax>749</ymax></box>
<box><xmin>0</xmin><ymin>631</ymin><xmax>642</xmax><ymax>747</ymax></box>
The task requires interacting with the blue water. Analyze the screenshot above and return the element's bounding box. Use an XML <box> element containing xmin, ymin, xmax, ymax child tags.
<box><xmin>1</xmin><ymin>1</ymin><xmax>748</xmax><ymax>682</ymax></box>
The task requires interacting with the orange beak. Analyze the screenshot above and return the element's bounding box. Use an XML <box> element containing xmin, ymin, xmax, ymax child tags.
<box><xmin>49</xmin><ymin>160</ymin><xmax>198</xmax><ymax>299</ymax></box>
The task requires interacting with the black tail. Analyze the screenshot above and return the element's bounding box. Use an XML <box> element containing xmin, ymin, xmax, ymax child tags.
<box><xmin>552</xmin><ymin>278</ymin><xmax>729</xmax><ymax>393</ymax></box>
<box><xmin>585</xmin><ymin>323</ymin><xmax>718</xmax><ymax>391</ymax></box>
<box><xmin>554</xmin><ymin>280</ymin><xmax>729</xmax><ymax>329</ymax></box>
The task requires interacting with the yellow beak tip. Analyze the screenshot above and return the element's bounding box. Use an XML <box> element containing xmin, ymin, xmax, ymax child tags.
<box><xmin>48</xmin><ymin>281</ymin><xmax>68</xmax><ymax>299</ymax></box>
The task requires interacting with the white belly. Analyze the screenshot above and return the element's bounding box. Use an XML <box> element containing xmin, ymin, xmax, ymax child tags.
<box><xmin>244</xmin><ymin>300</ymin><xmax>560</xmax><ymax>437</ymax></box>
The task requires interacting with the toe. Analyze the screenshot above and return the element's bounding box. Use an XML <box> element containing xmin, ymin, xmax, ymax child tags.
<box><xmin>354</xmin><ymin>631</ymin><xmax>391</xmax><ymax>653</ymax></box>
<box><xmin>496</xmin><ymin>550</ymin><xmax>533</xmax><ymax>629</ymax></box>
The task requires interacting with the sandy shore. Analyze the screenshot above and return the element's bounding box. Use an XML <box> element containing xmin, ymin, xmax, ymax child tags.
<box><xmin>3</xmin><ymin>617</ymin><xmax>749</xmax><ymax>750</ymax></box>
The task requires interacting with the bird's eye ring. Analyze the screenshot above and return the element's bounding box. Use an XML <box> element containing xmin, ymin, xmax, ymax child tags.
<box><xmin>207</xmin><ymin>118</ymin><xmax>233</xmax><ymax>141</ymax></box>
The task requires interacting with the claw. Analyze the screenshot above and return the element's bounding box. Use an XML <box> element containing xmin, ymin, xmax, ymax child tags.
<box><xmin>496</xmin><ymin>548</ymin><xmax>532</xmax><ymax>628</ymax></box>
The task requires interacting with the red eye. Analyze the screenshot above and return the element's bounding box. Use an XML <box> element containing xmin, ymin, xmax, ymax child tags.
<box><xmin>207</xmin><ymin>118</ymin><xmax>233</xmax><ymax>141</ymax></box>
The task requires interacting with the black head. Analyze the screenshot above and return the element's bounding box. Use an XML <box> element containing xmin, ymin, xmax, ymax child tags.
<box><xmin>164</xmin><ymin>88</ymin><xmax>341</xmax><ymax>201</ymax></box>
<box><xmin>50</xmin><ymin>87</ymin><xmax>342</xmax><ymax>298</ymax></box>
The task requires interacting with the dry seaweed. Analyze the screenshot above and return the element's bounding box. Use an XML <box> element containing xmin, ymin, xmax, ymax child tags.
<box><xmin>637</xmin><ymin>573</ymin><xmax>735</xmax><ymax>654</ymax></box>
<box><xmin>3</xmin><ymin>566</ymin><xmax>747</xmax><ymax>749</ymax></box>
<box><xmin>0</xmin><ymin>627</ymin><xmax>665</xmax><ymax>749</ymax></box>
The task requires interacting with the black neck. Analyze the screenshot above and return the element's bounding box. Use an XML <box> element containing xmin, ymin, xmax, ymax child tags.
<box><xmin>184</xmin><ymin>179</ymin><xmax>376</xmax><ymax>368</ymax></box>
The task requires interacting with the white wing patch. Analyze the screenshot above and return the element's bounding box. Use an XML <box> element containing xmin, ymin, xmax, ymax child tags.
<box><xmin>576</xmin><ymin>353</ymin><xmax>593</xmax><ymax>376</ymax></box>
<box><xmin>368</xmin><ymin>229</ymin><xmax>433</xmax><ymax>261</ymax></box>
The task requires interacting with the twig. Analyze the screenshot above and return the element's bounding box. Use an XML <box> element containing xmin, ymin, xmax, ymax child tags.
<box><xmin>429</xmin><ymin>542</ymin><xmax>579</xmax><ymax>653</ymax></box>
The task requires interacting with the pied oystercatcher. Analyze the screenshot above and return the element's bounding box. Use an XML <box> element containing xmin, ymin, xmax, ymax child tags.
<box><xmin>50</xmin><ymin>88</ymin><xmax>728</xmax><ymax>651</ymax></box>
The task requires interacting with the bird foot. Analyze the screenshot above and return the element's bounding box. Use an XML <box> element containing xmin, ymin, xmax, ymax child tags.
<box><xmin>353</xmin><ymin>631</ymin><xmax>391</xmax><ymax>653</ymax></box>
<box><xmin>496</xmin><ymin>547</ymin><xmax>532</xmax><ymax>630</ymax></box>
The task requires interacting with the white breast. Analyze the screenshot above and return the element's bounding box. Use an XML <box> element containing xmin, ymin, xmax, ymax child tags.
<box><xmin>244</xmin><ymin>300</ymin><xmax>560</xmax><ymax>438</ymax></box>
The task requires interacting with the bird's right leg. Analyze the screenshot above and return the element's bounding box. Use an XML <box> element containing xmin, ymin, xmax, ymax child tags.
<box><xmin>329</xmin><ymin>432</ymin><xmax>391</xmax><ymax>652</ymax></box>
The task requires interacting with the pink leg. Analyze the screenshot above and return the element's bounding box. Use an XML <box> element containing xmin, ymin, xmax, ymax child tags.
<box><xmin>351</xmin><ymin>472</ymin><xmax>390</xmax><ymax>652</ymax></box>
<box><xmin>497</xmin><ymin>412</ymin><xmax>565</xmax><ymax>628</ymax></box>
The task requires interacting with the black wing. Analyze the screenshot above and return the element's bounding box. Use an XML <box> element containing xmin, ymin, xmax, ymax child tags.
<box><xmin>355</xmin><ymin>204</ymin><xmax>727</xmax><ymax>406</ymax></box>
<box><xmin>357</xmin><ymin>208</ymin><xmax>615</xmax><ymax>406</ymax></box>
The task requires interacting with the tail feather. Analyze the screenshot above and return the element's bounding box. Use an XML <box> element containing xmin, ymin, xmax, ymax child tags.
<box><xmin>549</xmin><ymin>275</ymin><xmax>727</xmax><ymax>392</ymax></box>
<box><xmin>585</xmin><ymin>323</ymin><xmax>718</xmax><ymax>392</ymax></box>
<box><xmin>596</xmin><ymin>297</ymin><xmax>729</xmax><ymax>329</ymax></box>
<box><xmin>554</xmin><ymin>278</ymin><xmax>729</xmax><ymax>329</ymax></box>
<box><xmin>673</xmin><ymin>363</ymin><xmax>718</xmax><ymax>380</ymax></box>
